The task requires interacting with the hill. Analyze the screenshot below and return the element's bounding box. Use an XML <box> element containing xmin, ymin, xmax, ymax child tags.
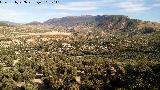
<box><xmin>26</xmin><ymin>21</ymin><xmax>42</xmax><ymax>25</ymax></box>
<box><xmin>0</xmin><ymin>21</ymin><xmax>20</xmax><ymax>26</ymax></box>
<box><xmin>42</xmin><ymin>15</ymin><xmax>160</xmax><ymax>32</ymax></box>
<box><xmin>0</xmin><ymin>14</ymin><xmax>160</xmax><ymax>90</ymax></box>
<box><xmin>44</xmin><ymin>15</ymin><xmax>96</xmax><ymax>26</ymax></box>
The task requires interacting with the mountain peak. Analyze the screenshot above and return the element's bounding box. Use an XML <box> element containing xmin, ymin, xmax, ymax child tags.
<box><xmin>25</xmin><ymin>14</ymin><xmax>160</xmax><ymax>32</ymax></box>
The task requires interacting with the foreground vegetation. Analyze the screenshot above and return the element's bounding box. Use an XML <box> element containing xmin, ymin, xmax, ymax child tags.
<box><xmin>0</xmin><ymin>24</ymin><xmax>160</xmax><ymax>90</ymax></box>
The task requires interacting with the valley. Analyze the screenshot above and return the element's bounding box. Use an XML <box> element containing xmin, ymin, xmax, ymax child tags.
<box><xmin>0</xmin><ymin>15</ymin><xmax>160</xmax><ymax>90</ymax></box>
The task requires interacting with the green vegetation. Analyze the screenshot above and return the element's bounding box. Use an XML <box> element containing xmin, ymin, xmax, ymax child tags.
<box><xmin>0</xmin><ymin>17</ymin><xmax>160</xmax><ymax>90</ymax></box>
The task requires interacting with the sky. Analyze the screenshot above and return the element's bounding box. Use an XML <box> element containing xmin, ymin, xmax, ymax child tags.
<box><xmin>0</xmin><ymin>0</ymin><xmax>160</xmax><ymax>23</ymax></box>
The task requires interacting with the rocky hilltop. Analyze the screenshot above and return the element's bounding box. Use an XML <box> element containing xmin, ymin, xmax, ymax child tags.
<box><xmin>42</xmin><ymin>15</ymin><xmax>160</xmax><ymax>32</ymax></box>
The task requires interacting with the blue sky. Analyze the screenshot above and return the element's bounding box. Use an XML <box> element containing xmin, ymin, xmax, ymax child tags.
<box><xmin>0</xmin><ymin>0</ymin><xmax>160</xmax><ymax>23</ymax></box>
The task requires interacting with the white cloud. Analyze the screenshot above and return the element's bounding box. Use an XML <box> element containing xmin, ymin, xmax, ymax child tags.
<box><xmin>0</xmin><ymin>0</ymin><xmax>157</xmax><ymax>23</ymax></box>
<box><xmin>115</xmin><ymin>2</ymin><xmax>151</xmax><ymax>12</ymax></box>
<box><xmin>151</xmin><ymin>0</ymin><xmax>160</xmax><ymax>7</ymax></box>
<box><xmin>153</xmin><ymin>3</ymin><xmax>160</xmax><ymax>7</ymax></box>
<box><xmin>53</xmin><ymin>0</ymin><xmax>115</xmax><ymax>10</ymax></box>
<box><xmin>19</xmin><ymin>0</ymin><xmax>151</xmax><ymax>12</ymax></box>
<box><xmin>53</xmin><ymin>0</ymin><xmax>151</xmax><ymax>12</ymax></box>
<box><xmin>155</xmin><ymin>0</ymin><xmax>160</xmax><ymax>2</ymax></box>
<box><xmin>54</xmin><ymin>4</ymin><xmax>97</xmax><ymax>10</ymax></box>
<box><xmin>0</xmin><ymin>8</ymin><xmax>27</xmax><ymax>22</ymax></box>
<box><xmin>0</xmin><ymin>8</ymin><xmax>71</xmax><ymax>23</ymax></box>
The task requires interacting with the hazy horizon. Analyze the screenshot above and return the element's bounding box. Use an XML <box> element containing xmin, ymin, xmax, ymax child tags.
<box><xmin>1</xmin><ymin>14</ymin><xmax>160</xmax><ymax>24</ymax></box>
<box><xmin>0</xmin><ymin>0</ymin><xmax>160</xmax><ymax>23</ymax></box>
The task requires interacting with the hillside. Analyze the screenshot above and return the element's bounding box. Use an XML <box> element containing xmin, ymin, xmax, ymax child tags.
<box><xmin>42</xmin><ymin>15</ymin><xmax>160</xmax><ymax>32</ymax></box>
<box><xmin>26</xmin><ymin>21</ymin><xmax>42</xmax><ymax>25</ymax></box>
<box><xmin>0</xmin><ymin>15</ymin><xmax>160</xmax><ymax>90</ymax></box>
<box><xmin>0</xmin><ymin>21</ymin><xmax>20</xmax><ymax>26</ymax></box>
<box><xmin>44</xmin><ymin>15</ymin><xmax>96</xmax><ymax>26</ymax></box>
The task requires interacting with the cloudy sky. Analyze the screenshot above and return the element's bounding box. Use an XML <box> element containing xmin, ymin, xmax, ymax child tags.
<box><xmin>0</xmin><ymin>0</ymin><xmax>160</xmax><ymax>23</ymax></box>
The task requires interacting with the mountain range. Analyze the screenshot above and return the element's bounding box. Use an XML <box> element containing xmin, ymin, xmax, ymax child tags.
<box><xmin>29</xmin><ymin>15</ymin><xmax>160</xmax><ymax>31</ymax></box>
<box><xmin>1</xmin><ymin>15</ymin><xmax>160</xmax><ymax>32</ymax></box>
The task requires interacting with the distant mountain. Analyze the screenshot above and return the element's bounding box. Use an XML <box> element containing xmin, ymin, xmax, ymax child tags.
<box><xmin>10</xmin><ymin>14</ymin><xmax>160</xmax><ymax>32</ymax></box>
<box><xmin>26</xmin><ymin>21</ymin><xmax>42</xmax><ymax>25</ymax></box>
<box><xmin>42</xmin><ymin>15</ymin><xmax>160</xmax><ymax>32</ymax></box>
<box><xmin>0</xmin><ymin>21</ymin><xmax>20</xmax><ymax>26</ymax></box>
<box><xmin>95</xmin><ymin>15</ymin><xmax>160</xmax><ymax>32</ymax></box>
<box><xmin>44</xmin><ymin>15</ymin><xmax>96</xmax><ymax>26</ymax></box>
